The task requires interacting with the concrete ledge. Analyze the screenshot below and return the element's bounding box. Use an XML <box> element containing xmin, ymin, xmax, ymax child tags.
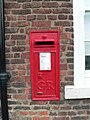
<box><xmin>65</xmin><ymin>85</ymin><xmax>90</xmax><ymax>99</ymax></box>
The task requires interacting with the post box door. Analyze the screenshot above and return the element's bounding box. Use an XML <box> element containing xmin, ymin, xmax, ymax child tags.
<box><xmin>33</xmin><ymin>52</ymin><xmax>59</xmax><ymax>99</ymax></box>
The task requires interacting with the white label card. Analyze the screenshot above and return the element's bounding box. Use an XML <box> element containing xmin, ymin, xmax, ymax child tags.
<box><xmin>40</xmin><ymin>53</ymin><xmax>51</xmax><ymax>70</ymax></box>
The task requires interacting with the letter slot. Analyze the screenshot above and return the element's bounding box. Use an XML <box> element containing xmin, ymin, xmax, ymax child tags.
<box><xmin>35</xmin><ymin>39</ymin><xmax>55</xmax><ymax>47</ymax></box>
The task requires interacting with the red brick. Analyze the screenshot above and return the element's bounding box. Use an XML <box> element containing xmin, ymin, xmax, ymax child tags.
<box><xmin>11</xmin><ymin>21</ymin><xmax>30</xmax><ymax>27</ymax></box>
<box><xmin>55</xmin><ymin>21</ymin><xmax>70</xmax><ymax>26</ymax></box>
<box><xmin>58</xmin><ymin>15</ymin><xmax>67</xmax><ymax>20</ymax></box>
<box><xmin>13</xmin><ymin>95</ymin><xmax>27</xmax><ymax>100</ymax></box>
<box><xmin>7</xmin><ymin>15</ymin><xmax>16</xmax><ymax>21</ymax></box>
<box><xmin>11</xmin><ymin>59</ymin><xmax>25</xmax><ymax>64</ymax></box>
<box><xmin>18</xmin><ymin>70</ymin><xmax>25</xmax><ymax>76</ymax></box>
<box><xmin>6</xmin><ymin>53</ymin><xmax>13</xmax><ymax>58</ymax></box>
<box><xmin>20</xmin><ymin>111</ymin><xmax>29</xmax><ymax>116</ymax></box>
<box><xmin>33</xmin><ymin>117</ymin><xmax>50</xmax><ymax>120</ymax></box>
<box><xmin>6</xmin><ymin>41</ymin><xmax>15</xmax><ymax>46</ymax></box>
<box><xmin>12</xmin><ymin>9</ymin><xmax>31</xmax><ymax>15</ymax></box>
<box><xmin>22</xmin><ymin>2</ymin><xmax>41</xmax><ymax>9</ymax></box>
<box><xmin>33</xmin><ymin>9</ymin><xmax>51</xmax><ymax>14</ymax></box>
<box><xmin>29</xmin><ymin>111</ymin><xmax>38</xmax><ymax>115</ymax></box>
<box><xmin>61</xmin><ymin>64</ymin><xmax>67</xmax><ymax>70</ymax></box>
<box><xmin>48</xmin><ymin>15</ymin><xmax>57</xmax><ymax>20</ymax></box>
<box><xmin>17</xmin><ymin>16</ymin><xmax>26</xmax><ymax>21</ymax></box>
<box><xmin>52</xmin><ymin>8</ymin><xmax>70</xmax><ymax>14</ymax></box>
<box><xmin>21</xmin><ymin>52</ymin><xmax>30</xmax><ymax>59</ymax></box>
<box><xmin>27</xmin><ymin>15</ymin><xmax>36</xmax><ymax>21</ymax></box>
<box><xmin>42</xmin><ymin>2</ymin><xmax>59</xmax><ymax>8</ymax></box>
<box><xmin>12</xmin><ymin>46</ymin><xmax>25</xmax><ymax>52</ymax></box>
<box><xmin>39</xmin><ymin>111</ymin><xmax>49</xmax><ymax>116</ymax></box>
<box><xmin>61</xmin><ymin>33</ymin><xmax>71</xmax><ymax>39</ymax></box>
<box><xmin>11</xmin><ymin>35</ymin><xmax>26</xmax><ymax>40</ymax></box>
<box><xmin>53</xmin><ymin>117</ymin><xmax>69</xmax><ymax>120</ymax></box>
<box><xmin>60</xmin><ymin>3</ymin><xmax>72</xmax><ymax>8</ymax></box>
<box><xmin>61</xmin><ymin>71</ymin><xmax>67</xmax><ymax>76</ymax></box>
<box><xmin>32</xmin><ymin>21</ymin><xmax>51</xmax><ymax>27</ymax></box>
<box><xmin>37</xmin><ymin>15</ymin><xmax>46</xmax><ymax>20</ymax></box>
<box><xmin>5</xmin><ymin>3</ymin><xmax>20</xmax><ymax>9</ymax></box>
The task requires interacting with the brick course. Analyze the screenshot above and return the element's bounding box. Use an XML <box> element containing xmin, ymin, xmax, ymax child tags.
<box><xmin>3</xmin><ymin>0</ymin><xmax>90</xmax><ymax>120</ymax></box>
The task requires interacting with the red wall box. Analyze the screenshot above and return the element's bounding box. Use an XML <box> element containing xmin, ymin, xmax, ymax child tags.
<box><xmin>30</xmin><ymin>30</ymin><xmax>60</xmax><ymax>100</ymax></box>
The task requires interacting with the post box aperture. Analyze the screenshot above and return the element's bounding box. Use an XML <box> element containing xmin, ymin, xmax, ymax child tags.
<box><xmin>30</xmin><ymin>30</ymin><xmax>60</xmax><ymax>100</ymax></box>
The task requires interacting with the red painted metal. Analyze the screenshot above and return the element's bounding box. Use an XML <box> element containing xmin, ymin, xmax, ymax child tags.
<box><xmin>30</xmin><ymin>30</ymin><xmax>60</xmax><ymax>100</ymax></box>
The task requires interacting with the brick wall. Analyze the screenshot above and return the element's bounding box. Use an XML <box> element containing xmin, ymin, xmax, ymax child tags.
<box><xmin>4</xmin><ymin>0</ymin><xmax>90</xmax><ymax>120</ymax></box>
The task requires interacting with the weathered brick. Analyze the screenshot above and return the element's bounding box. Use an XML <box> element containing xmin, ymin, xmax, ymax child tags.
<box><xmin>53</xmin><ymin>117</ymin><xmax>69</xmax><ymax>120</ymax></box>
<box><xmin>68</xmin><ymin>111</ymin><xmax>76</xmax><ymax>116</ymax></box>
<box><xmin>5</xmin><ymin>22</ymin><xmax>10</xmax><ymax>27</ymax></box>
<box><xmin>17</xmin><ymin>41</ymin><xmax>26</xmax><ymax>45</ymax></box>
<box><xmin>20</xmin><ymin>111</ymin><xmax>29</xmax><ymax>116</ymax></box>
<box><xmin>71</xmin><ymin>116</ymin><xmax>89</xmax><ymax>120</ymax></box>
<box><xmin>5</xmin><ymin>3</ymin><xmax>20</xmax><ymax>9</ymax></box>
<box><xmin>48</xmin><ymin>15</ymin><xmax>57</xmax><ymax>20</ymax></box>
<box><xmin>6</xmin><ymin>15</ymin><xmax>16</xmax><ymax>21</ymax></box>
<box><xmin>27</xmin><ymin>15</ymin><xmax>36</xmax><ymax>21</ymax></box>
<box><xmin>11</xmin><ymin>21</ymin><xmax>30</xmax><ymax>27</ymax></box>
<box><xmin>61</xmin><ymin>45</ymin><xmax>66</xmax><ymax>52</ymax></box>
<box><xmin>65</xmin><ymin>27</ymin><xmax>73</xmax><ymax>32</ymax></box>
<box><xmin>5</xmin><ymin>47</ymin><xmax>10</xmax><ymax>52</ymax></box>
<box><xmin>11</xmin><ymin>35</ymin><xmax>26</xmax><ymax>40</ymax></box>
<box><xmin>17</xmin><ymin>16</ymin><xmax>26</xmax><ymax>21</ymax></box>
<box><xmin>17</xmin><ymin>65</ymin><xmax>25</xmax><ymax>70</ymax></box>
<box><xmin>61</xmin><ymin>33</ymin><xmax>71</xmax><ymax>39</ymax></box>
<box><xmin>8</xmin><ymin>89</ymin><xmax>17</xmax><ymax>94</ymax></box>
<box><xmin>12</xmin><ymin>46</ymin><xmax>25</xmax><ymax>52</ymax></box>
<box><xmin>55</xmin><ymin>21</ymin><xmax>70</xmax><ymax>26</ymax></box>
<box><xmin>30</xmin><ymin>101</ymin><xmax>48</xmax><ymax>105</ymax></box>
<box><xmin>66</xmin><ymin>52</ymin><xmax>74</xmax><ymax>57</ymax></box>
<box><xmin>12</xmin><ymin>9</ymin><xmax>31</xmax><ymax>15</ymax></box>
<box><xmin>37</xmin><ymin>15</ymin><xmax>46</xmax><ymax>20</ymax></box>
<box><xmin>49</xmin><ymin>111</ymin><xmax>57</xmax><ymax>116</ymax></box>
<box><xmin>12</xmin><ymin>82</ymin><xmax>26</xmax><ymax>88</ymax></box>
<box><xmin>58</xmin><ymin>15</ymin><xmax>67</xmax><ymax>20</ymax></box>
<box><xmin>69</xmin><ymin>15</ymin><xmax>73</xmax><ymax>20</ymax></box>
<box><xmin>52</xmin><ymin>8</ymin><xmax>70</xmax><ymax>14</ymax></box>
<box><xmin>42</xmin><ymin>2</ymin><xmax>59</xmax><ymax>8</ymax></box>
<box><xmin>58</xmin><ymin>111</ymin><xmax>67</xmax><ymax>116</ymax></box>
<box><xmin>6</xmin><ymin>41</ymin><xmax>15</xmax><ymax>46</ymax></box>
<box><xmin>60</xmin><ymin>3</ymin><xmax>72</xmax><ymax>8</ymax></box>
<box><xmin>32</xmin><ymin>21</ymin><xmax>51</xmax><ymax>27</ymax></box>
<box><xmin>33</xmin><ymin>9</ymin><xmax>51</xmax><ymax>14</ymax></box>
<box><xmin>22</xmin><ymin>2</ymin><xmax>41</xmax><ymax>9</ymax></box>
<box><xmin>5</xmin><ymin>35</ymin><xmax>10</xmax><ymax>40</ymax></box>
<box><xmin>14</xmin><ymin>106</ymin><xmax>30</xmax><ymax>110</ymax></box>
<box><xmin>12</xmin><ymin>71</ymin><xmax>18</xmax><ymax>76</ymax></box>
<box><xmin>60</xmin><ymin>105</ymin><xmax>71</xmax><ymax>110</ymax></box>
<box><xmin>33</xmin><ymin>106</ymin><xmax>50</xmax><ymax>110</ymax></box>
<box><xmin>61</xmin><ymin>64</ymin><xmax>67</xmax><ymax>70</ymax></box>
<box><xmin>39</xmin><ymin>111</ymin><xmax>48</xmax><ymax>116</ymax></box>
<box><xmin>11</xmin><ymin>59</ymin><xmax>25</xmax><ymax>64</ymax></box>
<box><xmin>17</xmin><ymin>0</ymin><xmax>31</xmax><ymax>2</ymax></box>
<box><xmin>29</xmin><ymin>111</ymin><xmax>37</xmax><ymax>115</ymax></box>
<box><xmin>6</xmin><ymin>53</ymin><xmax>13</xmax><ymax>58</ymax></box>
<box><xmin>73</xmin><ymin>105</ymin><xmax>89</xmax><ymax>110</ymax></box>
<box><xmin>5</xmin><ymin>28</ymin><xmax>19</xmax><ymax>33</ymax></box>
<box><xmin>14</xmin><ymin>53</ymin><xmax>20</xmax><ymax>58</ymax></box>
<box><xmin>33</xmin><ymin>117</ymin><xmax>50</xmax><ymax>120</ymax></box>
<box><xmin>21</xmin><ymin>52</ymin><xmax>30</xmax><ymax>59</ymax></box>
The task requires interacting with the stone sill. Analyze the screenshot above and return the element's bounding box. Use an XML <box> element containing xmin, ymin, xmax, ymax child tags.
<box><xmin>65</xmin><ymin>85</ymin><xmax>90</xmax><ymax>99</ymax></box>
